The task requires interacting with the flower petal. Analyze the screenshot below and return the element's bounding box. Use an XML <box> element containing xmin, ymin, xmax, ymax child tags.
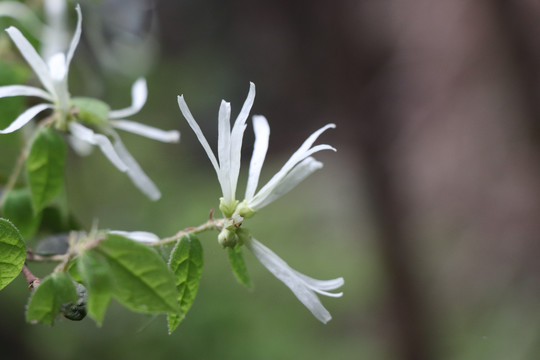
<box><xmin>245</xmin><ymin>115</ymin><xmax>270</xmax><ymax>201</ymax></box>
<box><xmin>246</xmin><ymin>237</ymin><xmax>334</xmax><ymax>324</ymax></box>
<box><xmin>111</xmin><ymin>134</ymin><xmax>161</xmax><ymax>201</ymax></box>
<box><xmin>109</xmin><ymin>78</ymin><xmax>148</xmax><ymax>119</ymax></box>
<box><xmin>67</xmin><ymin>135</ymin><xmax>94</xmax><ymax>156</ymax></box>
<box><xmin>218</xmin><ymin>100</ymin><xmax>233</xmax><ymax>202</ymax></box>
<box><xmin>111</xmin><ymin>120</ymin><xmax>180</xmax><ymax>143</ymax></box>
<box><xmin>65</xmin><ymin>4</ymin><xmax>82</xmax><ymax>71</ymax></box>
<box><xmin>109</xmin><ymin>230</ymin><xmax>160</xmax><ymax>243</ymax></box>
<box><xmin>5</xmin><ymin>26</ymin><xmax>55</xmax><ymax>96</ymax></box>
<box><xmin>177</xmin><ymin>95</ymin><xmax>220</xmax><ymax>174</ymax></box>
<box><xmin>229</xmin><ymin>82</ymin><xmax>255</xmax><ymax>197</ymax></box>
<box><xmin>250</xmin><ymin>124</ymin><xmax>336</xmax><ymax>208</ymax></box>
<box><xmin>47</xmin><ymin>53</ymin><xmax>67</xmax><ymax>82</ymax></box>
<box><xmin>0</xmin><ymin>85</ymin><xmax>53</xmax><ymax>101</ymax></box>
<box><xmin>0</xmin><ymin>103</ymin><xmax>53</xmax><ymax>134</ymax></box>
<box><xmin>249</xmin><ymin>157</ymin><xmax>323</xmax><ymax>210</ymax></box>
<box><xmin>68</xmin><ymin>122</ymin><xmax>128</xmax><ymax>172</ymax></box>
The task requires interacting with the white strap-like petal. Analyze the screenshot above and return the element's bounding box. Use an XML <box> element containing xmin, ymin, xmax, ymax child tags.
<box><xmin>65</xmin><ymin>4</ymin><xmax>82</xmax><ymax>72</ymax></box>
<box><xmin>0</xmin><ymin>85</ymin><xmax>53</xmax><ymax>101</ymax></box>
<box><xmin>250</xmin><ymin>157</ymin><xmax>323</xmax><ymax>210</ymax></box>
<box><xmin>246</xmin><ymin>237</ymin><xmax>334</xmax><ymax>324</ymax></box>
<box><xmin>229</xmin><ymin>82</ymin><xmax>255</xmax><ymax>197</ymax></box>
<box><xmin>68</xmin><ymin>135</ymin><xmax>94</xmax><ymax>156</ymax></box>
<box><xmin>109</xmin><ymin>78</ymin><xmax>148</xmax><ymax>119</ymax></box>
<box><xmin>291</xmin><ymin>269</ymin><xmax>344</xmax><ymax>291</ymax></box>
<box><xmin>252</xmin><ymin>124</ymin><xmax>336</xmax><ymax>207</ymax></box>
<box><xmin>47</xmin><ymin>53</ymin><xmax>67</xmax><ymax>82</ymax></box>
<box><xmin>109</xmin><ymin>230</ymin><xmax>160</xmax><ymax>243</ymax></box>
<box><xmin>177</xmin><ymin>95</ymin><xmax>220</xmax><ymax>174</ymax></box>
<box><xmin>217</xmin><ymin>100</ymin><xmax>233</xmax><ymax>202</ymax></box>
<box><xmin>68</xmin><ymin>123</ymin><xmax>128</xmax><ymax>172</ymax></box>
<box><xmin>294</xmin><ymin>123</ymin><xmax>336</xmax><ymax>158</ymax></box>
<box><xmin>5</xmin><ymin>26</ymin><xmax>55</xmax><ymax>96</ymax></box>
<box><xmin>0</xmin><ymin>103</ymin><xmax>53</xmax><ymax>134</ymax></box>
<box><xmin>111</xmin><ymin>120</ymin><xmax>180</xmax><ymax>143</ymax></box>
<box><xmin>112</xmin><ymin>134</ymin><xmax>161</xmax><ymax>201</ymax></box>
<box><xmin>245</xmin><ymin>115</ymin><xmax>270</xmax><ymax>201</ymax></box>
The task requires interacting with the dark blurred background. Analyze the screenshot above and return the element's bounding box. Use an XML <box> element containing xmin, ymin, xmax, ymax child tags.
<box><xmin>2</xmin><ymin>0</ymin><xmax>540</xmax><ymax>359</ymax></box>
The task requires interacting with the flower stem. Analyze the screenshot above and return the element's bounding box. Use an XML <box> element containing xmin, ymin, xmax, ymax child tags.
<box><xmin>0</xmin><ymin>146</ymin><xmax>28</xmax><ymax>205</ymax></box>
<box><xmin>151</xmin><ymin>217</ymin><xmax>224</xmax><ymax>247</ymax></box>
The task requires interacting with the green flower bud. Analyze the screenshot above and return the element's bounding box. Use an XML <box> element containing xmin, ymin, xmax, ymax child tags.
<box><xmin>218</xmin><ymin>228</ymin><xmax>238</xmax><ymax>248</ymax></box>
<box><xmin>71</xmin><ymin>97</ymin><xmax>111</xmax><ymax>127</ymax></box>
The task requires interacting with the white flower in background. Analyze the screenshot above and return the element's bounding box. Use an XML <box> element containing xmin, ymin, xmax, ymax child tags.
<box><xmin>0</xmin><ymin>5</ymin><xmax>180</xmax><ymax>200</ymax></box>
<box><xmin>108</xmin><ymin>230</ymin><xmax>159</xmax><ymax>243</ymax></box>
<box><xmin>178</xmin><ymin>82</ymin><xmax>342</xmax><ymax>323</ymax></box>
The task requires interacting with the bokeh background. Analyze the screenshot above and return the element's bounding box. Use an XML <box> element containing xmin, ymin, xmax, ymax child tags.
<box><xmin>2</xmin><ymin>0</ymin><xmax>540</xmax><ymax>359</ymax></box>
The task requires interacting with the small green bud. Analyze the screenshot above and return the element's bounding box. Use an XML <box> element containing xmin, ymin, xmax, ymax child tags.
<box><xmin>71</xmin><ymin>97</ymin><xmax>110</xmax><ymax>127</ymax></box>
<box><xmin>218</xmin><ymin>228</ymin><xmax>238</xmax><ymax>248</ymax></box>
<box><xmin>234</xmin><ymin>200</ymin><xmax>256</xmax><ymax>218</ymax></box>
<box><xmin>219</xmin><ymin>197</ymin><xmax>239</xmax><ymax>218</ymax></box>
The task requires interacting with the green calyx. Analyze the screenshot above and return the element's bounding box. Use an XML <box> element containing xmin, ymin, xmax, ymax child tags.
<box><xmin>70</xmin><ymin>97</ymin><xmax>110</xmax><ymax>127</ymax></box>
<box><xmin>234</xmin><ymin>200</ymin><xmax>256</xmax><ymax>218</ymax></box>
<box><xmin>219</xmin><ymin>197</ymin><xmax>239</xmax><ymax>218</ymax></box>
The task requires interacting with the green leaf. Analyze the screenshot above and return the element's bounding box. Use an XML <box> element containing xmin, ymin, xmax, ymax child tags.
<box><xmin>228</xmin><ymin>245</ymin><xmax>252</xmax><ymax>288</ymax></box>
<box><xmin>26</xmin><ymin>272</ymin><xmax>77</xmax><ymax>325</ymax></box>
<box><xmin>167</xmin><ymin>234</ymin><xmax>203</xmax><ymax>333</ymax></box>
<box><xmin>1</xmin><ymin>188</ymin><xmax>42</xmax><ymax>239</ymax></box>
<box><xmin>96</xmin><ymin>234</ymin><xmax>179</xmax><ymax>315</ymax></box>
<box><xmin>77</xmin><ymin>252</ymin><xmax>112</xmax><ymax>325</ymax></box>
<box><xmin>0</xmin><ymin>219</ymin><xmax>26</xmax><ymax>291</ymax></box>
<box><xmin>26</xmin><ymin>128</ymin><xmax>66</xmax><ymax>211</ymax></box>
<box><xmin>71</xmin><ymin>97</ymin><xmax>110</xmax><ymax>127</ymax></box>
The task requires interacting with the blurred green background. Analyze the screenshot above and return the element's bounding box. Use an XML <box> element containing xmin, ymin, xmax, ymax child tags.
<box><xmin>2</xmin><ymin>0</ymin><xmax>540</xmax><ymax>359</ymax></box>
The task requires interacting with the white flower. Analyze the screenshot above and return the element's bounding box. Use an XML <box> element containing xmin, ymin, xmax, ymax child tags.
<box><xmin>108</xmin><ymin>230</ymin><xmax>160</xmax><ymax>243</ymax></box>
<box><xmin>178</xmin><ymin>82</ymin><xmax>342</xmax><ymax>322</ymax></box>
<box><xmin>245</xmin><ymin>237</ymin><xmax>343</xmax><ymax>323</ymax></box>
<box><xmin>0</xmin><ymin>5</ymin><xmax>180</xmax><ymax>200</ymax></box>
<box><xmin>177</xmin><ymin>82</ymin><xmax>336</xmax><ymax>216</ymax></box>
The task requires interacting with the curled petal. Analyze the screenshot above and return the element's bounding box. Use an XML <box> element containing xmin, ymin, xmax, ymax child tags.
<box><xmin>0</xmin><ymin>85</ymin><xmax>53</xmax><ymax>101</ymax></box>
<box><xmin>5</xmin><ymin>26</ymin><xmax>55</xmax><ymax>96</ymax></box>
<box><xmin>250</xmin><ymin>124</ymin><xmax>336</xmax><ymax>209</ymax></box>
<box><xmin>246</xmin><ymin>237</ymin><xmax>342</xmax><ymax>324</ymax></box>
<box><xmin>68</xmin><ymin>123</ymin><xmax>128</xmax><ymax>172</ymax></box>
<box><xmin>109</xmin><ymin>230</ymin><xmax>160</xmax><ymax>243</ymax></box>
<box><xmin>0</xmin><ymin>103</ymin><xmax>53</xmax><ymax>134</ymax></box>
<box><xmin>109</xmin><ymin>78</ymin><xmax>148</xmax><ymax>119</ymax></box>
<box><xmin>67</xmin><ymin>135</ymin><xmax>94</xmax><ymax>156</ymax></box>
<box><xmin>245</xmin><ymin>115</ymin><xmax>270</xmax><ymax>201</ymax></box>
<box><xmin>250</xmin><ymin>157</ymin><xmax>323</xmax><ymax>210</ymax></box>
<box><xmin>111</xmin><ymin>134</ymin><xmax>161</xmax><ymax>201</ymax></box>
<box><xmin>111</xmin><ymin>120</ymin><xmax>180</xmax><ymax>143</ymax></box>
<box><xmin>65</xmin><ymin>4</ymin><xmax>82</xmax><ymax>72</ymax></box>
<box><xmin>177</xmin><ymin>95</ymin><xmax>220</xmax><ymax>174</ymax></box>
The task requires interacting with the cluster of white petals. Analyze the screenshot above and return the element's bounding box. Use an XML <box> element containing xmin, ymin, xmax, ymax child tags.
<box><xmin>0</xmin><ymin>5</ymin><xmax>180</xmax><ymax>200</ymax></box>
<box><xmin>178</xmin><ymin>83</ymin><xmax>343</xmax><ymax>322</ymax></box>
